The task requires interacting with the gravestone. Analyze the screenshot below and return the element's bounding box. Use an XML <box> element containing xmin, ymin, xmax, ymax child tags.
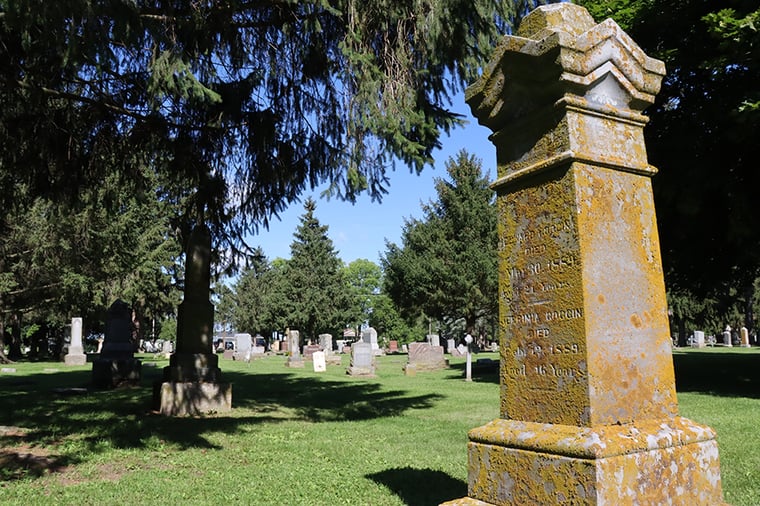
<box><xmin>388</xmin><ymin>340</ymin><xmax>399</xmax><ymax>354</ymax></box>
<box><xmin>319</xmin><ymin>333</ymin><xmax>341</xmax><ymax>365</ymax></box>
<box><xmin>426</xmin><ymin>334</ymin><xmax>440</xmax><ymax>347</ymax></box>
<box><xmin>741</xmin><ymin>326</ymin><xmax>750</xmax><ymax>347</ymax></box>
<box><xmin>442</xmin><ymin>4</ymin><xmax>724</xmax><ymax>505</ymax></box>
<box><xmin>233</xmin><ymin>333</ymin><xmax>252</xmax><ymax>361</ymax></box>
<box><xmin>285</xmin><ymin>329</ymin><xmax>304</xmax><ymax>368</ymax></box>
<box><xmin>346</xmin><ymin>341</ymin><xmax>375</xmax><ymax>377</ymax></box>
<box><xmin>303</xmin><ymin>344</ymin><xmax>321</xmax><ymax>360</ymax></box>
<box><xmin>92</xmin><ymin>300</ymin><xmax>142</xmax><ymax>388</ymax></box>
<box><xmin>362</xmin><ymin>327</ymin><xmax>383</xmax><ymax>355</ymax></box>
<box><xmin>312</xmin><ymin>351</ymin><xmax>327</xmax><ymax>372</ymax></box>
<box><xmin>64</xmin><ymin>317</ymin><xmax>87</xmax><ymax>366</ymax></box>
<box><xmin>161</xmin><ymin>339</ymin><xmax>173</xmax><ymax>359</ymax></box>
<box><xmin>403</xmin><ymin>342</ymin><xmax>447</xmax><ymax>375</ymax></box>
<box><xmin>722</xmin><ymin>325</ymin><xmax>733</xmax><ymax>347</ymax></box>
<box><xmin>693</xmin><ymin>330</ymin><xmax>706</xmax><ymax>348</ymax></box>
<box><xmin>153</xmin><ymin>226</ymin><xmax>231</xmax><ymax>416</ymax></box>
<box><xmin>319</xmin><ymin>333</ymin><xmax>333</xmax><ymax>352</ymax></box>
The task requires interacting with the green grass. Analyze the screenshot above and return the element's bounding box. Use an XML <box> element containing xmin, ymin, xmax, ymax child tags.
<box><xmin>0</xmin><ymin>349</ymin><xmax>758</xmax><ymax>505</ymax></box>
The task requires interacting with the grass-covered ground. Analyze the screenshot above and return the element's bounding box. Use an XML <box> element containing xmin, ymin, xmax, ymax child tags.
<box><xmin>0</xmin><ymin>347</ymin><xmax>758</xmax><ymax>505</ymax></box>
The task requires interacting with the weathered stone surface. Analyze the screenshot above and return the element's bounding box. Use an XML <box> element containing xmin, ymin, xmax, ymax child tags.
<box><xmin>155</xmin><ymin>381</ymin><xmax>232</xmax><ymax>417</ymax></box>
<box><xmin>347</xmin><ymin>341</ymin><xmax>375</xmax><ymax>377</ymax></box>
<box><xmin>156</xmin><ymin>225</ymin><xmax>228</xmax><ymax>415</ymax></box>
<box><xmin>404</xmin><ymin>342</ymin><xmax>447</xmax><ymax>375</ymax></box>
<box><xmin>464</xmin><ymin>419</ymin><xmax>723</xmax><ymax>505</ymax></box>
<box><xmin>444</xmin><ymin>4</ymin><xmax>725</xmax><ymax>505</ymax></box>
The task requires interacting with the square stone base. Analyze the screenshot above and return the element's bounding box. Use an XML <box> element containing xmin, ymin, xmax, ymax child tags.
<box><xmin>285</xmin><ymin>357</ymin><xmax>304</xmax><ymax>368</ymax></box>
<box><xmin>442</xmin><ymin>417</ymin><xmax>726</xmax><ymax>505</ymax></box>
<box><xmin>346</xmin><ymin>366</ymin><xmax>375</xmax><ymax>377</ymax></box>
<box><xmin>92</xmin><ymin>358</ymin><xmax>142</xmax><ymax>388</ymax></box>
<box><xmin>64</xmin><ymin>354</ymin><xmax>87</xmax><ymax>366</ymax></box>
<box><xmin>154</xmin><ymin>381</ymin><xmax>232</xmax><ymax>416</ymax></box>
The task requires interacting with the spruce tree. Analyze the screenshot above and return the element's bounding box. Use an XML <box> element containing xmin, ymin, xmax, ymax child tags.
<box><xmin>284</xmin><ymin>198</ymin><xmax>351</xmax><ymax>341</ymax></box>
<box><xmin>382</xmin><ymin>150</ymin><xmax>497</xmax><ymax>335</ymax></box>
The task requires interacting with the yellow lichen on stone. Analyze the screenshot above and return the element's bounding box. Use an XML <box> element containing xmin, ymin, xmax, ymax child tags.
<box><xmin>443</xmin><ymin>3</ymin><xmax>725</xmax><ymax>505</ymax></box>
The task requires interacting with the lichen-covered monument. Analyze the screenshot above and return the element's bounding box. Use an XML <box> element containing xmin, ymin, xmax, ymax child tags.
<box><xmin>443</xmin><ymin>4</ymin><xmax>725</xmax><ymax>505</ymax></box>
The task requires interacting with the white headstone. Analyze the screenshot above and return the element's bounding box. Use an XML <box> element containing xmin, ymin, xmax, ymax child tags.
<box><xmin>693</xmin><ymin>330</ymin><xmax>705</xmax><ymax>348</ymax></box>
<box><xmin>64</xmin><ymin>317</ymin><xmax>87</xmax><ymax>366</ymax></box>
<box><xmin>313</xmin><ymin>351</ymin><xmax>327</xmax><ymax>372</ymax></box>
<box><xmin>722</xmin><ymin>326</ymin><xmax>732</xmax><ymax>347</ymax></box>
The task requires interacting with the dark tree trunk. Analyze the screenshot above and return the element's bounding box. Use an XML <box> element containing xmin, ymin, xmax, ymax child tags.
<box><xmin>0</xmin><ymin>320</ymin><xmax>12</xmax><ymax>364</ymax></box>
<box><xmin>8</xmin><ymin>312</ymin><xmax>22</xmax><ymax>360</ymax></box>
<box><xmin>744</xmin><ymin>283</ymin><xmax>755</xmax><ymax>335</ymax></box>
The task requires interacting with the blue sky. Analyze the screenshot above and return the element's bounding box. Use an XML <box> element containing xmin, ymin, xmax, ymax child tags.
<box><xmin>246</xmin><ymin>92</ymin><xmax>496</xmax><ymax>266</ymax></box>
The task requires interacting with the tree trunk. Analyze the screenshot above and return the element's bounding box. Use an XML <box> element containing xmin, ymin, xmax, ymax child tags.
<box><xmin>677</xmin><ymin>315</ymin><xmax>687</xmax><ymax>347</ymax></box>
<box><xmin>0</xmin><ymin>319</ymin><xmax>12</xmax><ymax>364</ymax></box>
<box><xmin>8</xmin><ymin>312</ymin><xmax>22</xmax><ymax>360</ymax></box>
<box><xmin>744</xmin><ymin>282</ymin><xmax>755</xmax><ymax>335</ymax></box>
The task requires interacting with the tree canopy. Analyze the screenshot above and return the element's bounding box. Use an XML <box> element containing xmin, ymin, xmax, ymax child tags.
<box><xmin>0</xmin><ymin>0</ymin><xmax>539</xmax><ymax>248</ymax></box>
<box><xmin>578</xmin><ymin>0</ymin><xmax>760</xmax><ymax>334</ymax></box>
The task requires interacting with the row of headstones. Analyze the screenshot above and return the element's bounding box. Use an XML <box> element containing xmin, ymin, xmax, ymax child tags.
<box><xmin>690</xmin><ymin>326</ymin><xmax>752</xmax><ymax>348</ymax></box>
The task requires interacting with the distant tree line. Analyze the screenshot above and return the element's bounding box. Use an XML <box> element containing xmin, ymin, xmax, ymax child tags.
<box><xmin>224</xmin><ymin>151</ymin><xmax>498</xmax><ymax>347</ymax></box>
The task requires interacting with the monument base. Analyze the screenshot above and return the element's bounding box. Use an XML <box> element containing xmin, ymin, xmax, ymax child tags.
<box><xmin>346</xmin><ymin>366</ymin><xmax>375</xmax><ymax>377</ymax></box>
<box><xmin>92</xmin><ymin>358</ymin><xmax>142</xmax><ymax>388</ymax></box>
<box><xmin>154</xmin><ymin>381</ymin><xmax>232</xmax><ymax>416</ymax></box>
<box><xmin>403</xmin><ymin>360</ymin><xmax>448</xmax><ymax>376</ymax></box>
<box><xmin>64</xmin><ymin>354</ymin><xmax>87</xmax><ymax>366</ymax></box>
<box><xmin>442</xmin><ymin>417</ymin><xmax>725</xmax><ymax>506</ymax></box>
<box><xmin>325</xmin><ymin>354</ymin><xmax>342</xmax><ymax>366</ymax></box>
<box><xmin>285</xmin><ymin>357</ymin><xmax>304</xmax><ymax>368</ymax></box>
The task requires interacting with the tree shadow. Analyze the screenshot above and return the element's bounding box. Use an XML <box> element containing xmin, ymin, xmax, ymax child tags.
<box><xmin>366</xmin><ymin>466</ymin><xmax>466</xmax><ymax>506</ymax></box>
<box><xmin>445</xmin><ymin>359</ymin><xmax>500</xmax><ymax>384</ymax></box>
<box><xmin>673</xmin><ymin>350</ymin><xmax>760</xmax><ymax>399</ymax></box>
<box><xmin>0</xmin><ymin>363</ymin><xmax>443</xmax><ymax>475</ymax></box>
<box><xmin>228</xmin><ymin>370</ymin><xmax>443</xmax><ymax>422</ymax></box>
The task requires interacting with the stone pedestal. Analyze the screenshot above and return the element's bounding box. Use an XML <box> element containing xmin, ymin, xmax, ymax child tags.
<box><xmin>154</xmin><ymin>226</ymin><xmax>231</xmax><ymax>415</ymax></box>
<box><xmin>64</xmin><ymin>317</ymin><xmax>87</xmax><ymax>366</ymax></box>
<box><xmin>443</xmin><ymin>4</ymin><xmax>725</xmax><ymax>505</ymax></box>
<box><xmin>93</xmin><ymin>300</ymin><xmax>142</xmax><ymax>388</ymax></box>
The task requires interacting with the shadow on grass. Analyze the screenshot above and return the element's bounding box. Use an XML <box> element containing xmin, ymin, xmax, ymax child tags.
<box><xmin>673</xmin><ymin>350</ymin><xmax>760</xmax><ymax>398</ymax></box>
<box><xmin>445</xmin><ymin>359</ymin><xmax>500</xmax><ymax>384</ymax></box>
<box><xmin>367</xmin><ymin>466</ymin><xmax>466</xmax><ymax>506</ymax></box>
<box><xmin>0</xmin><ymin>362</ymin><xmax>443</xmax><ymax>480</ymax></box>
<box><xmin>229</xmin><ymin>370</ymin><xmax>443</xmax><ymax>422</ymax></box>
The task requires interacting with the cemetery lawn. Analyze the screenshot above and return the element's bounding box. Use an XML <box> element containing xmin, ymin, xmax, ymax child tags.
<box><xmin>0</xmin><ymin>349</ymin><xmax>757</xmax><ymax>505</ymax></box>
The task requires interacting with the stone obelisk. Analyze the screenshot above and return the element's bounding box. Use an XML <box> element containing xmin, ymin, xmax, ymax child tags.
<box><xmin>154</xmin><ymin>225</ymin><xmax>231</xmax><ymax>416</ymax></box>
<box><xmin>443</xmin><ymin>4</ymin><xmax>725</xmax><ymax>505</ymax></box>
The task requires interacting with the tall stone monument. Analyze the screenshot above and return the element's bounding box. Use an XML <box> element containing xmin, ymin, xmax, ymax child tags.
<box><xmin>285</xmin><ymin>329</ymin><xmax>304</xmax><ymax>368</ymax></box>
<box><xmin>443</xmin><ymin>4</ymin><xmax>725</xmax><ymax>505</ymax></box>
<box><xmin>154</xmin><ymin>225</ymin><xmax>231</xmax><ymax>416</ymax></box>
<box><xmin>64</xmin><ymin>317</ymin><xmax>87</xmax><ymax>366</ymax></box>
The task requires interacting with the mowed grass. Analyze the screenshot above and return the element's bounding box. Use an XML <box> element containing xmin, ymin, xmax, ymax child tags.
<box><xmin>0</xmin><ymin>348</ymin><xmax>757</xmax><ymax>505</ymax></box>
